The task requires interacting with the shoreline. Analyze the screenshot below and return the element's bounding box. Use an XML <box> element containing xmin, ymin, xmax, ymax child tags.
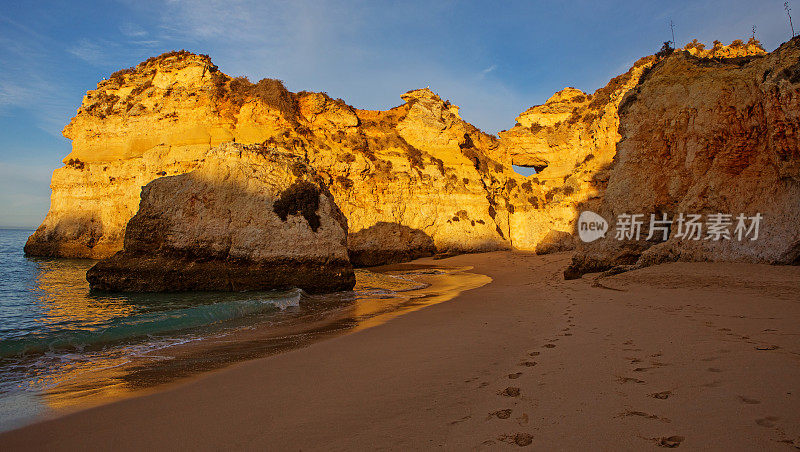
<box><xmin>2</xmin><ymin>251</ymin><xmax>799</xmax><ymax>449</ymax></box>
<box><xmin>0</xmin><ymin>262</ymin><xmax>490</xmax><ymax>432</ymax></box>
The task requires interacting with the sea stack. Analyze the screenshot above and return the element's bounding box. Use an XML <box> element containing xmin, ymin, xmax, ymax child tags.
<box><xmin>86</xmin><ymin>143</ymin><xmax>355</xmax><ymax>293</ymax></box>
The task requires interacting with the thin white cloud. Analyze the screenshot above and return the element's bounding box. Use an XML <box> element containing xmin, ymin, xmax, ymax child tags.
<box><xmin>120</xmin><ymin>22</ymin><xmax>148</xmax><ymax>38</ymax></box>
<box><xmin>479</xmin><ymin>64</ymin><xmax>497</xmax><ymax>79</ymax></box>
<box><xmin>0</xmin><ymin>24</ymin><xmax>75</xmax><ymax>137</ymax></box>
<box><xmin>68</xmin><ymin>39</ymin><xmax>107</xmax><ymax>65</ymax></box>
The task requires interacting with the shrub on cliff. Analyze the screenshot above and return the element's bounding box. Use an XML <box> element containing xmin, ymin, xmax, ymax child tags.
<box><xmin>656</xmin><ymin>41</ymin><xmax>674</xmax><ymax>59</ymax></box>
<box><xmin>108</xmin><ymin>67</ymin><xmax>136</xmax><ymax>86</ymax></box>
<box><xmin>272</xmin><ymin>181</ymin><xmax>322</xmax><ymax>232</ymax></box>
<box><xmin>138</xmin><ymin>50</ymin><xmax>197</xmax><ymax>68</ymax></box>
<box><xmin>225</xmin><ymin>76</ymin><xmax>298</xmax><ymax>118</ymax></box>
<box><xmin>684</xmin><ymin>39</ymin><xmax>706</xmax><ymax>51</ymax></box>
<box><xmin>748</xmin><ymin>37</ymin><xmax>766</xmax><ymax>51</ymax></box>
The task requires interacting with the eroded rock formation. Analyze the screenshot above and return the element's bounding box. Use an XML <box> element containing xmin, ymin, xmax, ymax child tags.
<box><xmin>26</xmin><ymin>51</ymin><xmax>520</xmax><ymax>264</ymax></box>
<box><xmin>28</xmin><ymin>38</ymin><xmax>798</xmax><ymax>276</ymax></box>
<box><xmin>499</xmin><ymin>55</ymin><xmax>658</xmax><ymax>251</ymax></box>
<box><xmin>86</xmin><ymin>143</ymin><xmax>355</xmax><ymax>293</ymax></box>
<box><xmin>565</xmin><ymin>38</ymin><xmax>800</xmax><ymax>277</ymax></box>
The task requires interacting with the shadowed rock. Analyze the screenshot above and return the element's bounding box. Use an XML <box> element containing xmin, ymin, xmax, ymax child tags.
<box><xmin>87</xmin><ymin>143</ymin><xmax>355</xmax><ymax>294</ymax></box>
<box><xmin>347</xmin><ymin>222</ymin><xmax>436</xmax><ymax>267</ymax></box>
<box><xmin>566</xmin><ymin>37</ymin><xmax>800</xmax><ymax>278</ymax></box>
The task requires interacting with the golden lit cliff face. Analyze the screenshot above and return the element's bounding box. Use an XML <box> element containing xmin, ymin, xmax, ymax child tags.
<box><xmin>290</xmin><ymin>88</ymin><xmax>520</xmax><ymax>262</ymax></box>
<box><xmin>498</xmin><ymin>55</ymin><xmax>659</xmax><ymax>252</ymax></box>
<box><xmin>26</xmin><ymin>51</ymin><xmax>524</xmax><ymax>261</ymax></box>
<box><xmin>61</xmin><ymin>50</ymin><xmax>301</xmax><ymax>163</ymax></box>
<box><xmin>498</xmin><ymin>39</ymin><xmax>773</xmax><ymax>254</ymax></box>
<box><xmin>26</xmin><ymin>39</ymin><xmax>785</xmax><ymax>265</ymax></box>
<box><xmin>566</xmin><ymin>37</ymin><xmax>800</xmax><ymax>276</ymax></box>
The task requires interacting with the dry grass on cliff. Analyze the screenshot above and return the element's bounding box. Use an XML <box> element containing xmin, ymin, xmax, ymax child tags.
<box><xmin>106</xmin><ymin>50</ymin><xmax>208</xmax><ymax>87</ymax></box>
<box><xmin>139</xmin><ymin>50</ymin><xmax>198</xmax><ymax>67</ymax></box>
<box><xmin>225</xmin><ymin>77</ymin><xmax>298</xmax><ymax>117</ymax></box>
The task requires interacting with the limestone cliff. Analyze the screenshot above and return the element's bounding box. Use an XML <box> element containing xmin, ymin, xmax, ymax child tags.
<box><xmin>86</xmin><ymin>143</ymin><xmax>355</xmax><ymax>293</ymax></box>
<box><xmin>499</xmin><ymin>39</ymin><xmax>775</xmax><ymax>255</ymax></box>
<box><xmin>565</xmin><ymin>38</ymin><xmax>800</xmax><ymax>277</ymax></box>
<box><xmin>499</xmin><ymin>55</ymin><xmax>658</xmax><ymax>252</ymax></box>
<box><xmin>25</xmin><ymin>51</ymin><xmax>520</xmax><ymax>264</ymax></box>
<box><xmin>27</xmin><ymin>39</ymin><xmax>795</xmax><ymax>273</ymax></box>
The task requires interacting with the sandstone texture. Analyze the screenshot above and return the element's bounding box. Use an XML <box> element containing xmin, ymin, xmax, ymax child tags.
<box><xmin>28</xmin><ymin>39</ymin><xmax>798</xmax><ymax>275</ymax></box>
<box><xmin>499</xmin><ymin>55</ymin><xmax>658</xmax><ymax>251</ymax></box>
<box><xmin>565</xmin><ymin>38</ymin><xmax>800</xmax><ymax>277</ymax></box>
<box><xmin>26</xmin><ymin>51</ymin><xmax>521</xmax><ymax>264</ymax></box>
<box><xmin>86</xmin><ymin>143</ymin><xmax>355</xmax><ymax>293</ymax></box>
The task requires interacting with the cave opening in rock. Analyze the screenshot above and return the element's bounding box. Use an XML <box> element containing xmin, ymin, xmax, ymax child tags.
<box><xmin>512</xmin><ymin>164</ymin><xmax>547</xmax><ymax>177</ymax></box>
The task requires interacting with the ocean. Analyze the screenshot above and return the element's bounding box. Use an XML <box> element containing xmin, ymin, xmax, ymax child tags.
<box><xmin>0</xmin><ymin>229</ymin><xmax>478</xmax><ymax>432</ymax></box>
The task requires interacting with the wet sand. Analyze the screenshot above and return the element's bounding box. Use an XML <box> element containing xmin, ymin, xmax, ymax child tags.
<box><xmin>2</xmin><ymin>251</ymin><xmax>799</xmax><ymax>450</ymax></box>
<box><xmin>0</xmin><ymin>264</ymin><xmax>490</xmax><ymax>431</ymax></box>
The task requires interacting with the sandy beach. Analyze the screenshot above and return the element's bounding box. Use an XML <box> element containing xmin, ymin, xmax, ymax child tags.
<box><xmin>2</xmin><ymin>251</ymin><xmax>799</xmax><ymax>450</ymax></box>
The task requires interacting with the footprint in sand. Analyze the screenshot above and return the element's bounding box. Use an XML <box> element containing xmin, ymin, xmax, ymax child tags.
<box><xmin>619</xmin><ymin>410</ymin><xmax>671</xmax><ymax>423</ymax></box>
<box><xmin>618</xmin><ymin>376</ymin><xmax>646</xmax><ymax>384</ymax></box>
<box><xmin>657</xmin><ymin>435</ymin><xmax>685</xmax><ymax>448</ymax></box>
<box><xmin>499</xmin><ymin>432</ymin><xmax>534</xmax><ymax>447</ymax></box>
<box><xmin>755</xmin><ymin>416</ymin><xmax>779</xmax><ymax>427</ymax></box>
<box><xmin>519</xmin><ymin>361</ymin><xmax>538</xmax><ymax>367</ymax></box>
<box><xmin>500</xmin><ymin>387</ymin><xmax>521</xmax><ymax>397</ymax></box>
<box><xmin>508</xmin><ymin>372</ymin><xmax>522</xmax><ymax>379</ymax></box>
<box><xmin>737</xmin><ymin>396</ymin><xmax>760</xmax><ymax>404</ymax></box>
<box><xmin>633</xmin><ymin>367</ymin><xmax>653</xmax><ymax>372</ymax></box>
<box><xmin>755</xmin><ymin>345</ymin><xmax>780</xmax><ymax>351</ymax></box>
<box><xmin>449</xmin><ymin>415</ymin><xmax>471</xmax><ymax>425</ymax></box>
<box><xmin>490</xmin><ymin>409</ymin><xmax>512</xmax><ymax>419</ymax></box>
<box><xmin>528</xmin><ymin>352</ymin><xmax>540</xmax><ymax>357</ymax></box>
<box><xmin>543</xmin><ymin>344</ymin><xmax>556</xmax><ymax>349</ymax></box>
<box><xmin>650</xmin><ymin>391</ymin><xmax>672</xmax><ymax>399</ymax></box>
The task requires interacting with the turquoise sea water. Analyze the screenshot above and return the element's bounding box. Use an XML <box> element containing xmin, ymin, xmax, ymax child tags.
<box><xmin>0</xmin><ymin>229</ymin><xmax>447</xmax><ymax>431</ymax></box>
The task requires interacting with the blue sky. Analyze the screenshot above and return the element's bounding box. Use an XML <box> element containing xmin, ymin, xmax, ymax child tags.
<box><xmin>0</xmin><ymin>0</ymin><xmax>793</xmax><ymax>228</ymax></box>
